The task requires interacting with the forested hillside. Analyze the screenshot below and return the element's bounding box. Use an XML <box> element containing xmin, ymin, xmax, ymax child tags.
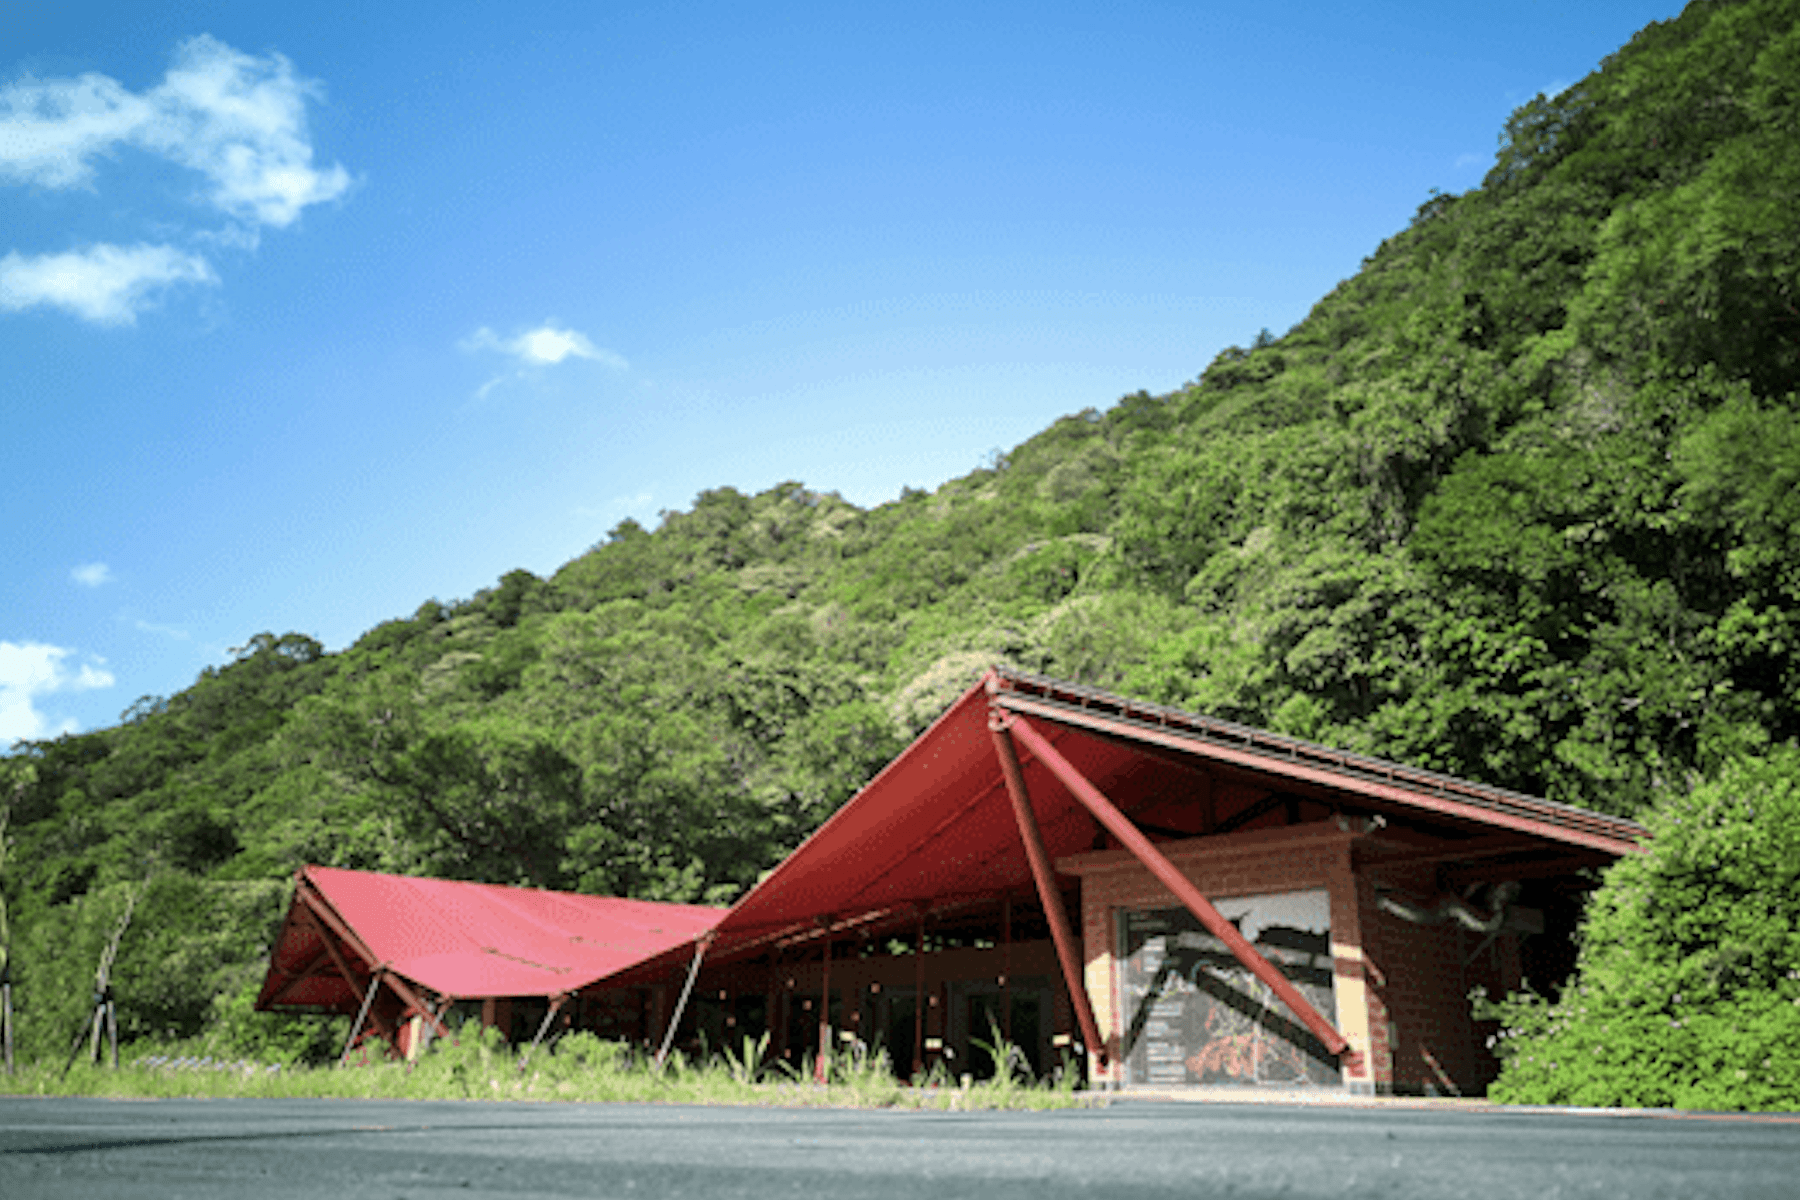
<box><xmin>3</xmin><ymin>0</ymin><xmax>1797</xmax><ymax>1075</ymax></box>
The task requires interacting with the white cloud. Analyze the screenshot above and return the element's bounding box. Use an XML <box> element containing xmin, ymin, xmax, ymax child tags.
<box><xmin>0</xmin><ymin>71</ymin><xmax>151</xmax><ymax>188</ymax></box>
<box><xmin>141</xmin><ymin>35</ymin><xmax>352</xmax><ymax>227</ymax></box>
<box><xmin>71</xmin><ymin>561</ymin><xmax>113</xmax><ymax>587</ymax></box>
<box><xmin>0</xmin><ymin>34</ymin><xmax>351</xmax><ymax>228</ymax></box>
<box><xmin>463</xmin><ymin>322</ymin><xmax>628</xmax><ymax>368</ymax></box>
<box><xmin>0</xmin><ymin>242</ymin><xmax>218</xmax><ymax>324</ymax></box>
<box><xmin>518</xmin><ymin>326</ymin><xmax>616</xmax><ymax>366</ymax></box>
<box><xmin>0</xmin><ymin>641</ymin><xmax>115</xmax><ymax>745</ymax></box>
<box><xmin>461</xmin><ymin>321</ymin><xmax>627</xmax><ymax>399</ymax></box>
<box><xmin>0</xmin><ymin>36</ymin><xmax>348</xmax><ymax>325</ymax></box>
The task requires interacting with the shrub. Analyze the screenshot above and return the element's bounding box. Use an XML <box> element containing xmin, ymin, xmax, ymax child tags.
<box><xmin>1480</xmin><ymin>747</ymin><xmax>1800</xmax><ymax>1109</ymax></box>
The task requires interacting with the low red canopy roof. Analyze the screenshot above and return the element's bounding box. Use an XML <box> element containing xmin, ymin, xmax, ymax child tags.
<box><xmin>258</xmin><ymin>865</ymin><xmax>723</xmax><ymax>1010</ymax></box>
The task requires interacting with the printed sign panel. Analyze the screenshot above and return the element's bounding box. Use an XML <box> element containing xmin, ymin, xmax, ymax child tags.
<box><xmin>1121</xmin><ymin>890</ymin><xmax>1339</xmax><ymax>1088</ymax></box>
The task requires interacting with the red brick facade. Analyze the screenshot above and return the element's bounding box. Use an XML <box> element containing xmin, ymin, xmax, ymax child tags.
<box><xmin>1061</xmin><ymin>822</ymin><xmax>1523</xmax><ymax>1096</ymax></box>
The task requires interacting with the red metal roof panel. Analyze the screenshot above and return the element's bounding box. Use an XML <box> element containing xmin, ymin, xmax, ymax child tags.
<box><xmin>259</xmin><ymin>866</ymin><xmax>723</xmax><ymax>1007</ymax></box>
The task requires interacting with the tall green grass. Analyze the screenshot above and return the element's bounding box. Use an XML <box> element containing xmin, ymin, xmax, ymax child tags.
<box><xmin>2</xmin><ymin>1022</ymin><xmax>1095</xmax><ymax>1110</ymax></box>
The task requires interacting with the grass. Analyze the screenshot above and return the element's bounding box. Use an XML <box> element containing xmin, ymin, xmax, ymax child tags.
<box><xmin>0</xmin><ymin>1023</ymin><xmax>1098</xmax><ymax>1110</ymax></box>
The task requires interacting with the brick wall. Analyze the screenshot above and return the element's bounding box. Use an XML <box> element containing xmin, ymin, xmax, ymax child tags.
<box><xmin>1065</xmin><ymin>823</ymin><xmax>1373</xmax><ymax>1089</ymax></box>
<box><xmin>1358</xmin><ymin>866</ymin><xmax>1521</xmax><ymax>1096</ymax></box>
<box><xmin>1067</xmin><ymin>828</ymin><xmax>1525</xmax><ymax>1095</ymax></box>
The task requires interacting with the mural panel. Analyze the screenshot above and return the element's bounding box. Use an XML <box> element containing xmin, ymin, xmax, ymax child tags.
<box><xmin>1121</xmin><ymin>890</ymin><xmax>1339</xmax><ymax>1088</ymax></box>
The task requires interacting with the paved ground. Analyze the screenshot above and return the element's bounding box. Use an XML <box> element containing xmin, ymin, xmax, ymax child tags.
<box><xmin>3</xmin><ymin>1095</ymin><xmax>1799</xmax><ymax>1199</ymax></box>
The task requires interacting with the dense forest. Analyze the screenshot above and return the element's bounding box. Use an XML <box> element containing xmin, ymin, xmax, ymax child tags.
<box><xmin>4</xmin><ymin>0</ymin><xmax>1798</xmax><ymax>1101</ymax></box>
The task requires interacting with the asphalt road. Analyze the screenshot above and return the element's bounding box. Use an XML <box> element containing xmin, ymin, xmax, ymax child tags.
<box><xmin>3</xmin><ymin>1096</ymin><xmax>1798</xmax><ymax>1199</ymax></box>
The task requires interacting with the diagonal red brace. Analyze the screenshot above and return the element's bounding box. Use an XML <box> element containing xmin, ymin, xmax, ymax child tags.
<box><xmin>991</xmin><ymin>718</ymin><xmax>1108</xmax><ymax>1070</ymax></box>
<box><xmin>1002</xmin><ymin>713</ymin><xmax>1350</xmax><ymax>1058</ymax></box>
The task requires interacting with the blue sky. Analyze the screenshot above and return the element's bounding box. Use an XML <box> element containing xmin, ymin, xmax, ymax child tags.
<box><xmin>2</xmin><ymin>0</ymin><xmax>1683</xmax><ymax>745</ymax></box>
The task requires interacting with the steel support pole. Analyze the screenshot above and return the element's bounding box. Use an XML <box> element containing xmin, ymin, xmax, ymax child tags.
<box><xmin>656</xmin><ymin>935</ymin><xmax>711</xmax><ymax>1068</ymax></box>
<box><xmin>341</xmin><ymin>970</ymin><xmax>383</xmax><ymax>1066</ymax></box>
<box><xmin>989</xmin><ymin>717</ymin><xmax>1108</xmax><ymax>1070</ymax></box>
<box><xmin>1004</xmin><ymin>713</ymin><xmax>1351</xmax><ymax>1058</ymax></box>
<box><xmin>521</xmin><ymin>993</ymin><xmax>566</xmax><ymax>1068</ymax></box>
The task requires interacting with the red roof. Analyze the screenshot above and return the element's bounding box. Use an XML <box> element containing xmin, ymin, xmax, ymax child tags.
<box><xmin>258</xmin><ymin>865</ymin><xmax>723</xmax><ymax>1010</ymax></box>
<box><xmin>261</xmin><ymin>668</ymin><xmax>1649</xmax><ymax>1006</ymax></box>
<box><xmin>707</xmin><ymin>667</ymin><xmax>1647</xmax><ymax>955</ymax></box>
<box><xmin>709</xmin><ymin>677</ymin><xmax>1048</xmax><ymax>949</ymax></box>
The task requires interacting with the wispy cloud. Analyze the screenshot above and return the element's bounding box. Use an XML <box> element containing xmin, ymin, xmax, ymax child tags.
<box><xmin>0</xmin><ymin>640</ymin><xmax>115</xmax><ymax>745</ymax></box>
<box><xmin>0</xmin><ymin>34</ymin><xmax>350</xmax><ymax>324</ymax></box>
<box><xmin>0</xmin><ymin>242</ymin><xmax>217</xmax><ymax>324</ymax></box>
<box><xmin>0</xmin><ymin>242</ymin><xmax>218</xmax><ymax>324</ymax></box>
<box><xmin>461</xmin><ymin>321</ymin><xmax>627</xmax><ymax>399</ymax></box>
<box><xmin>463</xmin><ymin>323</ymin><xmax>627</xmax><ymax>368</ymax></box>
<box><xmin>0</xmin><ymin>70</ymin><xmax>148</xmax><ymax>189</ymax></box>
<box><xmin>71</xmin><ymin>561</ymin><xmax>114</xmax><ymax>587</ymax></box>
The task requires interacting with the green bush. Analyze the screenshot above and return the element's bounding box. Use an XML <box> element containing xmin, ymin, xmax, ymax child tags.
<box><xmin>1481</xmin><ymin>747</ymin><xmax>1800</xmax><ymax>1109</ymax></box>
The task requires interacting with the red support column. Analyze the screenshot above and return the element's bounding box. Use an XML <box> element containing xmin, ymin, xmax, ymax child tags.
<box><xmin>938</xmin><ymin>981</ymin><xmax>951</xmax><ymax>1066</ymax></box>
<box><xmin>912</xmin><ymin>909</ymin><xmax>927</xmax><ymax>1079</ymax></box>
<box><xmin>990</xmin><ymin>716</ymin><xmax>1109</xmax><ymax>1071</ymax></box>
<box><xmin>1000</xmin><ymin>894</ymin><xmax>1013</xmax><ymax>1047</ymax></box>
<box><xmin>775</xmin><ymin>980</ymin><xmax>792</xmax><ymax>1065</ymax></box>
<box><xmin>1004</xmin><ymin>712</ymin><xmax>1350</xmax><ymax>1058</ymax></box>
<box><xmin>765</xmin><ymin>971</ymin><xmax>782</xmax><ymax>1063</ymax></box>
<box><xmin>815</xmin><ymin>932</ymin><xmax>833</xmax><ymax>1085</ymax></box>
<box><xmin>648</xmin><ymin>985</ymin><xmax>668</xmax><ymax>1054</ymax></box>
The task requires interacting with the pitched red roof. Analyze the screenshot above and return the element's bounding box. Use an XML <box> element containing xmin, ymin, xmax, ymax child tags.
<box><xmin>258</xmin><ymin>865</ymin><xmax>723</xmax><ymax>1010</ymax></box>
<box><xmin>705</xmin><ymin>667</ymin><xmax>1647</xmax><ymax>955</ymax></box>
